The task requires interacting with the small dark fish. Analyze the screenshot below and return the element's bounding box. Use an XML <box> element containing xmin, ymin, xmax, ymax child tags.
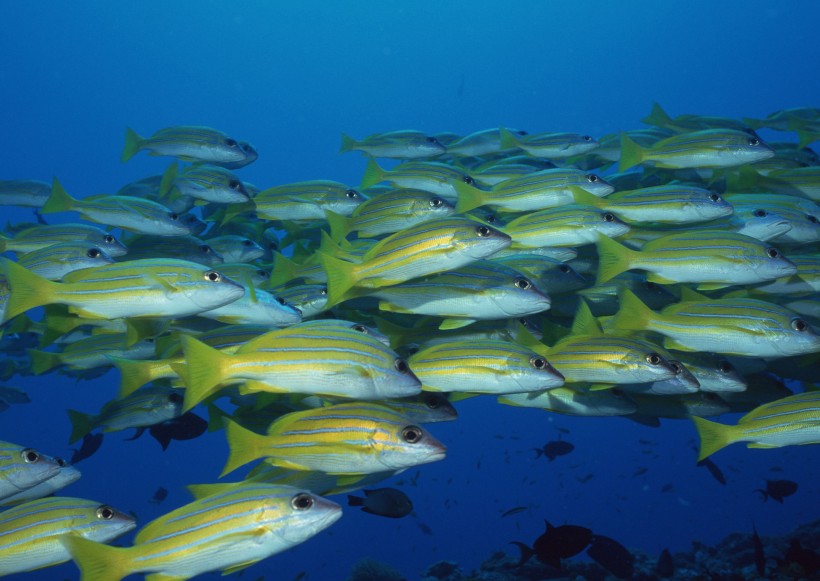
<box><xmin>512</xmin><ymin>520</ymin><xmax>592</xmax><ymax>569</ymax></box>
<box><xmin>755</xmin><ymin>479</ymin><xmax>798</xmax><ymax>503</ymax></box>
<box><xmin>501</xmin><ymin>506</ymin><xmax>528</xmax><ymax>518</ymax></box>
<box><xmin>784</xmin><ymin>539</ymin><xmax>820</xmax><ymax>575</ymax></box>
<box><xmin>576</xmin><ymin>473</ymin><xmax>594</xmax><ymax>483</ymax></box>
<box><xmin>633</xmin><ymin>467</ymin><xmax>648</xmax><ymax>476</ymax></box>
<box><xmin>69</xmin><ymin>432</ymin><xmax>104</xmax><ymax>464</ymax></box>
<box><xmin>656</xmin><ymin>548</ymin><xmax>674</xmax><ymax>578</ymax></box>
<box><xmin>751</xmin><ymin>524</ymin><xmax>765</xmax><ymax>576</ymax></box>
<box><xmin>149</xmin><ymin>412</ymin><xmax>208</xmax><ymax>450</ymax></box>
<box><xmin>533</xmin><ymin>440</ymin><xmax>574</xmax><ymax>461</ymax></box>
<box><xmin>417</xmin><ymin>522</ymin><xmax>433</xmax><ymax>536</ymax></box>
<box><xmin>697</xmin><ymin>457</ymin><xmax>727</xmax><ymax>485</ymax></box>
<box><xmin>661</xmin><ymin>483</ymin><xmax>675</xmax><ymax>493</ymax></box>
<box><xmin>347</xmin><ymin>488</ymin><xmax>412</xmax><ymax>518</ymax></box>
<box><xmin>150</xmin><ymin>486</ymin><xmax>168</xmax><ymax>504</ymax></box>
<box><xmin>587</xmin><ymin>534</ymin><xmax>635</xmax><ymax>579</ymax></box>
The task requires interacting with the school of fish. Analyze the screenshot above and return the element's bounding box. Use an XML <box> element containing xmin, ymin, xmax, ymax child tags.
<box><xmin>0</xmin><ymin>102</ymin><xmax>818</xmax><ymax>579</ymax></box>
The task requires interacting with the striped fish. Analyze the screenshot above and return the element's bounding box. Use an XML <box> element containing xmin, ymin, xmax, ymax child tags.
<box><xmin>595</xmin><ymin>230</ymin><xmax>797</xmax><ymax>289</ymax></box>
<box><xmin>503</xmin><ymin>204</ymin><xmax>630</xmax><ymax>248</ymax></box>
<box><xmin>174</xmin><ymin>321</ymin><xmax>422</xmax><ymax>411</ymax></box>
<box><xmin>164</xmin><ymin>163</ymin><xmax>250</xmax><ymax>204</ymax></box>
<box><xmin>0</xmin><ymin>496</ymin><xmax>135</xmax><ymax>575</ymax></box>
<box><xmin>0</xmin><ymin>223</ymin><xmax>127</xmax><ymax>256</ymax></box>
<box><xmin>0</xmin><ymin>454</ymin><xmax>80</xmax><ymax>506</ymax></box>
<box><xmin>0</xmin><ymin>179</ymin><xmax>52</xmax><ymax>208</ymax></box>
<box><xmin>120</xmin><ymin>234</ymin><xmax>224</xmax><ymax>266</ymax></box>
<box><xmin>619</xmin><ymin>128</ymin><xmax>775</xmax><ymax>171</ymax></box>
<box><xmin>252</xmin><ymin>180</ymin><xmax>365</xmax><ymax>222</ymax></box>
<box><xmin>318</xmin><ymin>217</ymin><xmax>511</xmax><ymax>306</ymax></box>
<box><xmin>454</xmin><ymin>167</ymin><xmax>613</xmax><ymax>214</ymax></box>
<box><xmin>121</xmin><ymin>125</ymin><xmax>249</xmax><ymax>164</ymax></box>
<box><xmin>0</xmin><ymin>441</ymin><xmax>64</xmax><ymax>502</ymax></box>
<box><xmin>667</xmin><ymin>352</ymin><xmax>747</xmax><ymax>394</ymax></box>
<box><xmin>611</xmin><ymin>289</ymin><xmax>820</xmax><ymax>358</ymax></box>
<box><xmin>61</xmin><ymin>483</ymin><xmax>340</xmax><ymax>581</ymax></box>
<box><xmin>203</xmin><ymin>235</ymin><xmax>265</xmax><ymax>263</ymax></box>
<box><xmin>18</xmin><ymin>241</ymin><xmax>115</xmax><ymax>280</ymax></box>
<box><xmin>693</xmin><ymin>391</ymin><xmax>820</xmax><ymax>460</ymax></box>
<box><xmin>221</xmin><ymin>402</ymin><xmax>446</xmax><ymax>476</ymax></box>
<box><xmin>490</xmin><ymin>254</ymin><xmax>586</xmax><ymax>296</ymax></box>
<box><xmin>340</xmin><ymin>130</ymin><xmax>446</xmax><ymax>159</ymax></box>
<box><xmin>0</xmin><ymin>258</ymin><xmax>245</xmax><ymax>323</ymax></box>
<box><xmin>499</xmin><ymin>128</ymin><xmax>600</xmax><ymax>158</ymax></box>
<box><xmin>499</xmin><ymin>387</ymin><xmax>638</xmax><ymax>416</ymax></box>
<box><xmin>408</xmin><ymin>339</ymin><xmax>564</xmax><ymax>394</ymax></box>
<box><xmin>40</xmin><ymin>179</ymin><xmax>191</xmax><ymax>236</ymax></box>
<box><xmin>196</xmin><ymin>285</ymin><xmax>303</xmax><ymax>327</ymax></box>
<box><xmin>267</xmin><ymin>283</ymin><xmax>328</xmax><ymax>320</ymax></box>
<box><xmin>360</xmin><ymin>159</ymin><xmax>483</xmax><ymax>203</ymax></box>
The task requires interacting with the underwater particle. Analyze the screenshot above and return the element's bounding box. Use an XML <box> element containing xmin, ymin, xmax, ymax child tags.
<box><xmin>347</xmin><ymin>488</ymin><xmax>412</xmax><ymax>519</ymax></box>
<box><xmin>533</xmin><ymin>440</ymin><xmax>574</xmax><ymax>461</ymax></box>
<box><xmin>755</xmin><ymin>479</ymin><xmax>798</xmax><ymax>503</ymax></box>
<box><xmin>511</xmin><ymin>520</ymin><xmax>592</xmax><ymax>569</ymax></box>
<box><xmin>586</xmin><ymin>534</ymin><xmax>635</xmax><ymax>579</ymax></box>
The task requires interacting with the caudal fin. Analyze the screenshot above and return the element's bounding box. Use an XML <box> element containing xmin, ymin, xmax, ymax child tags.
<box><xmin>641</xmin><ymin>102</ymin><xmax>673</xmax><ymax>128</ymax></box>
<box><xmin>0</xmin><ymin>258</ymin><xmax>58</xmax><ymax>323</ymax></box>
<box><xmin>360</xmin><ymin>158</ymin><xmax>386</xmax><ymax>189</ymax></box>
<box><xmin>222</xmin><ymin>418</ymin><xmax>268</xmax><ymax>477</ymax></box>
<box><xmin>453</xmin><ymin>180</ymin><xmax>488</xmax><ymax>214</ymax></box>
<box><xmin>618</xmin><ymin>133</ymin><xmax>646</xmax><ymax>172</ymax></box>
<box><xmin>594</xmin><ymin>235</ymin><xmax>636</xmax><ymax>285</ymax></box>
<box><xmin>339</xmin><ymin>133</ymin><xmax>358</xmax><ymax>154</ymax></box>
<box><xmin>120</xmin><ymin>127</ymin><xmax>143</xmax><ymax>163</ymax></box>
<box><xmin>66</xmin><ymin>409</ymin><xmax>96</xmax><ymax>445</ymax></box>
<box><xmin>317</xmin><ymin>251</ymin><xmax>360</xmax><ymax>308</ymax></box>
<box><xmin>60</xmin><ymin>534</ymin><xmax>131</xmax><ymax>581</ymax></box>
<box><xmin>610</xmin><ymin>288</ymin><xmax>655</xmax><ymax>332</ymax></box>
<box><xmin>692</xmin><ymin>416</ymin><xmax>734</xmax><ymax>461</ymax></box>
<box><xmin>172</xmin><ymin>335</ymin><xmax>232</xmax><ymax>413</ymax></box>
<box><xmin>40</xmin><ymin>178</ymin><xmax>77</xmax><ymax>214</ymax></box>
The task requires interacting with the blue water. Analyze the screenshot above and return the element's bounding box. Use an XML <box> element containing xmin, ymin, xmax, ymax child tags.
<box><xmin>2</xmin><ymin>1</ymin><xmax>819</xmax><ymax>579</ymax></box>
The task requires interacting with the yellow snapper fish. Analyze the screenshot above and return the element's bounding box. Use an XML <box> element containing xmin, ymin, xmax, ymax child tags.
<box><xmin>693</xmin><ymin>390</ymin><xmax>820</xmax><ymax>460</ymax></box>
<box><xmin>0</xmin><ymin>497</ymin><xmax>135</xmax><ymax>576</ymax></box>
<box><xmin>221</xmin><ymin>402</ymin><xmax>447</xmax><ymax>476</ymax></box>
<box><xmin>121</xmin><ymin>125</ymin><xmax>250</xmax><ymax>164</ymax></box>
<box><xmin>61</xmin><ymin>483</ymin><xmax>341</xmax><ymax>581</ymax></box>
<box><xmin>17</xmin><ymin>241</ymin><xmax>115</xmax><ymax>281</ymax></box>
<box><xmin>340</xmin><ymin>130</ymin><xmax>446</xmax><ymax>159</ymax></box>
<box><xmin>0</xmin><ymin>441</ymin><xmax>64</xmax><ymax>502</ymax></box>
<box><xmin>0</xmin><ymin>179</ymin><xmax>52</xmax><ymax>208</ymax></box>
<box><xmin>0</xmin><ymin>258</ymin><xmax>245</xmax><ymax>323</ymax></box>
<box><xmin>0</xmin><ymin>223</ymin><xmax>128</xmax><ymax>257</ymax></box>
<box><xmin>499</xmin><ymin>127</ymin><xmax>600</xmax><ymax>158</ymax></box>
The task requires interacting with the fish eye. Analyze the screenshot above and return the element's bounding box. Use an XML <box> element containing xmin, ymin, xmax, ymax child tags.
<box><xmin>225</xmin><ymin>138</ymin><xmax>238</xmax><ymax>147</ymax></box>
<box><xmin>320</xmin><ymin>287</ymin><xmax>328</xmax><ymax>295</ymax></box>
<box><xmin>514</xmin><ymin>277</ymin><xmax>532</xmax><ymax>290</ymax></box>
<box><xmin>476</xmin><ymin>225</ymin><xmax>491</xmax><ymax>237</ymax></box>
<box><xmin>268</xmin><ymin>242</ymin><xmax>278</xmax><ymax>250</ymax></box>
<box><xmin>394</xmin><ymin>358</ymin><xmax>410</xmax><ymax>373</ymax></box>
<box><xmin>718</xmin><ymin>360</ymin><xmax>734</xmax><ymax>373</ymax></box>
<box><xmin>603</xmin><ymin>213</ymin><xmax>615</xmax><ymax>222</ymax></box>
<box><xmin>484</xmin><ymin>213</ymin><xmax>498</xmax><ymax>224</ymax></box>
<box><xmin>345</xmin><ymin>189</ymin><xmax>359</xmax><ymax>199</ymax></box>
<box><xmin>402</xmin><ymin>425</ymin><xmax>423</xmax><ymax>443</ymax></box>
<box><xmin>748</xmin><ymin>137</ymin><xmax>760</xmax><ymax>146</ymax></box>
<box><xmin>582</xmin><ymin>135</ymin><xmax>592</xmax><ymax>141</ymax></box>
<box><xmin>55</xmin><ymin>457</ymin><xmax>68</xmax><ymax>467</ymax></box>
<box><xmin>169</xmin><ymin>213</ymin><xmax>179</xmax><ymax>221</ymax></box>
<box><xmin>352</xmin><ymin>324</ymin><xmax>367</xmax><ymax>334</ymax></box>
<box><xmin>423</xmin><ymin>393</ymin><xmax>441</xmax><ymax>409</ymax></box>
<box><xmin>517</xmin><ymin>130</ymin><xmax>528</xmax><ymax>135</ymax></box>
<box><xmin>463</xmin><ymin>175</ymin><xmax>476</xmax><ymax>186</ymax></box>
<box><xmin>103</xmin><ymin>235</ymin><xmax>114</xmax><ymax>243</ymax></box>
<box><xmin>646</xmin><ymin>353</ymin><xmax>662</xmax><ymax>365</ymax></box>
<box><xmin>530</xmin><ymin>356</ymin><xmax>547</xmax><ymax>369</ymax></box>
<box><xmin>429</xmin><ymin>198</ymin><xmax>444</xmax><ymax>208</ymax></box>
<box><xmin>670</xmin><ymin>361</ymin><xmax>682</xmax><ymax>373</ymax></box>
<box><xmin>257</xmin><ymin>269</ymin><xmax>269</xmax><ymax>278</ymax></box>
<box><xmin>807</xmin><ymin>214</ymin><xmax>818</xmax><ymax>223</ymax></box>
<box><xmin>204</xmin><ymin>270</ymin><xmax>222</xmax><ymax>282</ymax></box>
<box><xmin>559</xmin><ymin>264</ymin><xmax>571</xmax><ymax>273</ymax></box>
<box><xmin>425</xmin><ymin>136</ymin><xmax>438</xmax><ymax>143</ymax></box>
<box><xmin>276</xmin><ymin>297</ymin><xmax>286</xmax><ymax>305</ymax></box>
<box><xmin>199</xmin><ymin>245</ymin><xmax>212</xmax><ymax>253</ymax></box>
<box><xmin>291</xmin><ymin>493</ymin><xmax>314</xmax><ymax>511</ymax></box>
<box><xmin>586</xmin><ymin>174</ymin><xmax>599</xmax><ymax>183</ymax></box>
<box><xmin>791</xmin><ymin>319</ymin><xmax>808</xmax><ymax>332</ymax></box>
<box><xmin>86</xmin><ymin>248</ymin><xmax>101</xmax><ymax>258</ymax></box>
<box><xmin>753</xmin><ymin>209</ymin><xmax>767</xmax><ymax>218</ymax></box>
<box><xmin>21</xmin><ymin>448</ymin><xmax>40</xmax><ymax>463</ymax></box>
<box><xmin>96</xmin><ymin>505</ymin><xmax>115</xmax><ymax>520</ymax></box>
<box><xmin>168</xmin><ymin>392</ymin><xmax>183</xmax><ymax>404</ymax></box>
<box><xmin>242</xmin><ymin>239</ymin><xmax>254</xmax><ymax>246</ymax></box>
<box><xmin>708</xmin><ymin>193</ymin><xmax>721</xmax><ymax>202</ymax></box>
<box><xmin>766</xmin><ymin>248</ymin><xmax>780</xmax><ymax>258</ymax></box>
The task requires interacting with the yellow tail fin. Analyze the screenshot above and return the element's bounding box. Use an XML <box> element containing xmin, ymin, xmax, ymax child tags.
<box><xmin>120</xmin><ymin>127</ymin><xmax>143</xmax><ymax>163</ymax></box>
<box><xmin>692</xmin><ymin>416</ymin><xmax>734</xmax><ymax>461</ymax></box>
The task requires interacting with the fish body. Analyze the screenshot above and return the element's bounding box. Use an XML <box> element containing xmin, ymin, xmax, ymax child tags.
<box><xmin>693</xmin><ymin>391</ymin><xmax>820</xmax><ymax>460</ymax></box>
<box><xmin>119</xmin><ymin>234</ymin><xmax>224</xmax><ymax>266</ymax></box>
<box><xmin>499</xmin><ymin>387</ymin><xmax>638</xmax><ymax>416</ymax></box>
<box><xmin>340</xmin><ymin>130</ymin><xmax>446</xmax><ymax>159</ymax></box>
<box><xmin>512</xmin><ymin>521</ymin><xmax>593</xmax><ymax>568</ymax></box>
<box><xmin>0</xmin><ymin>497</ymin><xmax>135</xmax><ymax>575</ymax></box>
<box><xmin>447</xmin><ymin>128</ymin><xmax>527</xmax><ymax>157</ymax></box>
<box><xmin>0</xmin><ymin>179</ymin><xmax>52</xmax><ymax>208</ymax></box>
<box><xmin>167</xmin><ymin>163</ymin><xmax>250</xmax><ymax>204</ymax></box>
<box><xmin>0</xmin><ymin>223</ymin><xmax>127</xmax><ymax>256</ymax></box>
<box><xmin>62</xmin><ymin>483</ymin><xmax>341</xmax><ymax>581</ymax></box>
<box><xmin>121</xmin><ymin>125</ymin><xmax>248</xmax><ymax>164</ymax></box>
<box><xmin>17</xmin><ymin>241</ymin><xmax>115</xmax><ymax>280</ymax></box>
<box><xmin>587</xmin><ymin>534</ymin><xmax>635</xmax><ymax>579</ymax></box>
<box><xmin>347</xmin><ymin>487</ymin><xmax>413</xmax><ymax>518</ymax></box>
<box><xmin>197</xmin><ymin>286</ymin><xmax>303</xmax><ymax>327</ymax></box>
<box><xmin>253</xmin><ymin>180</ymin><xmax>365</xmax><ymax>221</ymax></box>
<box><xmin>504</xmin><ymin>204</ymin><xmax>630</xmax><ymax>248</ymax></box>
<box><xmin>222</xmin><ymin>402</ymin><xmax>446</xmax><ymax>476</ymax></box>
<box><xmin>203</xmin><ymin>235</ymin><xmax>265</xmax><ymax>263</ymax></box>
<box><xmin>500</xmin><ymin>128</ymin><xmax>600</xmax><ymax>158</ymax></box>
<box><xmin>360</xmin><ymin>159</ymin><xmax>482</xmax><ymax>203</ymax></box>
<box><xmin>755</xmin><ymin>478</ymin><xmax>798</xmax><ymax>503</ymax></box>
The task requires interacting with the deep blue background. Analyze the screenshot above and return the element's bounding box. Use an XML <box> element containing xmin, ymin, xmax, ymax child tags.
<box><xmin>1</xmin><ymin>2</ymin><xmax>819</xmax><ymax>580</ymax></box>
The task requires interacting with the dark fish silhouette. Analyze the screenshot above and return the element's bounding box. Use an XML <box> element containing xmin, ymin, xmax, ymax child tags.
<box><xmin>533</xmin><ymin>440</ymin><xmax>574</xmax><ymax>461</ymax></box>
<box><xmin>347</xmin><ymin>488</ymin><xmax>412</xmax><ymax>519</ymax></box>
<box><xmin>751</xmin><ymin>524</ymin><xmax>765</xmax><ymax>576</ymax></box>
<box><xmin>501</xmin><ymin>506</ymin><xmax>528</xmax><ymax>518</ymax></box>
<box><xmin>69</xmin><ymin>432</ymin><xmax>103</xmax><ymax>464</ymax></box>
<box><xmin>511</xmin><ymin>520</ymin><xmax>592</xmax><ymax>569</ymax></box>
<box><xmin>150</xmin><ymin>486</ymin><xmax>169</xmax><ymax>504</ymax></box>
<box><xmin>587</xmin><ymin>534</ymin><xmax>635</xmax><ymax>579</ymax></box>
<box><xmin>697</xmin><ymin>457</ymin><xmax>727</xmax><ymax>485</ymax></box>
<box><xmin>755</xmin><ymin>479</ymin><xmax>798</xmax><ymax>503</ymax></box>
<box><xmin>656</xmin><ymin>548</ymin><xmax>674</xmax><ymax>578</ymax></box>
<box><xmin>149</xmin><ymin>412</ymin><xmax>208</xmax><ymax>450</ymax></box>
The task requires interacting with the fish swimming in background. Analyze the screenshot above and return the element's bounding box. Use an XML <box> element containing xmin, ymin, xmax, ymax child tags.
<box><xmin>149</xmin><ymin>486</ymin><xmax>168</xmax><ymax>504</ymax></box>
<box><xmin>755</xmin><ymin>479</ymin><xmax>798</xmax><ymax>503</ymax></box>
<box><xmin>533</xmin><ymin>439</ymin><xmax>574</xmax><ymax>462</ymax></box>
<box><xmin>121</xmin><ymin>125</ymin><xmax>252</xmax><ymax>164</ymax></box>
<box><xmin>147</xmin><ymin>412</ymin><xmax>209</xmax><ymax>450</ymax></box>
<box><xmin>511</xmin><ymin>520</ymin><xmax>593</xmax><ymax>569</ymax></box>
<box><xmin>347</xmin><ymin>488</ymin><xmax>413</xmax><ymax>518</ymax></box>
<box><xmin>69</xmin><ymin>433</ymin><xmax>104</xmax><ymax>464</ymax></box>
<box><xmin>587</xmin><ymin>534</ymin><xmax>635</xmax><ymax>579</ymax></box>
<box><xmin>340</xmin><ymin>130</ymin><xmax>446</xmax><ymax>159</ymax></box>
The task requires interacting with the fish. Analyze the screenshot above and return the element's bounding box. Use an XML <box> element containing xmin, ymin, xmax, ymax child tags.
<box><xmin>203</xmin><ymin>235</ymin><xmax>265</xmax><ymax>263</ymax></box>
<box><xmin>0</xmin><ymin>179</ymin><xmax>52</xmax><ymax>208</ymax></box>
<box><xmin>696</xmin><ymin>457</ymin><xmax>727</xmax><ymax>485</ymax></box>
<box><xmin>0</xmin><ymin>454</ymin><xmax>81</xmax><ymax>506</ymax></box>
<box><xmin>340</xmin><ymin>130</ymin><xmax>446</xmax><ymax>159</ymax></box>
<box><xmin>121</xmin><ymin>125</ymin><xmax>250</xmax><ymax>164</ymax></box>
<box><xmin>148</xmin><ymin>412</ymin><xmax>209</xmax><ymax>451</ymax></box>
<box><xmin>149</xmin><ymin>486</ymin><xmax>168</xmax><ymax>504</ymax></box>
<box><xmin>360</xmin><ymin>159</ymin><xmax>483</xmax><ymax>203</ymax></box>
<box><xmin>0</xmin><ymin>497</ymin><xmax>136</xmax><ymax>576</ymax></box>
<box><xmin>693</xmin><ymin>390</ymin><xmax>820</xmax><ymax>460</ymax></box>
<box><xmin>61</xmin><ymin>483</ymin><xmax>341</xmax><ymax>581</ymax></box>
<box><xmin>499</xmin><ymin>128</ymin><xmax>600</xmax><ymax>159</ymax></box>
<box><xmin>69</xmin><ymin>433</ymin><xmax>104</xmax><ymax>464</ymax></box>
<box><xmin>221</xmin><ymin>401</ymin><xmax>447</xmax><ymax>476</ymax></box>
<box><xmin>0</xmin><ymin>441</ymin><xmax>64</xmax><ymax>501</ymax></box>
<box><xmin>162</xmin><ymin>162</ymin><xmax>250</xmax><ymax>204</ymax></box>
<box><xmin>0</xmin><ymin>223</ymin><xmax>128</xmax><ymax>256</ymax></box>
<box><xmin>755</xmin><ymin>478</ymin><xmax>798</xmax><ymax>503</ymax></box>
<box><xmin>501</xmin><ymin>506</ymin><xmax>528</xmax><ymax>518</ymax></box>
<box><xmin>251</xmin><ymin>180</ymin><xmax>365</xmax><ymax>222</ymax></box>
<box><xmin>642</xmin><ymin>102</ymin><xmax>752</xmax><ymax>133</ymax></box>
<box><xmin>533</xmin><ymin>439</ymin><xmax>574</xmax><ymax>461</ymax></box>
<box><xmin>347</xmin><ymin>488</ymin><xmax>413</xmax><ymax>518</ymax></box>
<box><xmin>502</xmin><ymin>204</ymin><xmax>630</xmax><ymax>249</ymax></box>
<box><xmin>587</xmin><ymin>534</ymin><xmax>635</xmax><ymax>579</ymax></box>
<box><xmin>511</xmin><ymin>520</ymin><xmax>593</xmax><ymax>568</ymax></box>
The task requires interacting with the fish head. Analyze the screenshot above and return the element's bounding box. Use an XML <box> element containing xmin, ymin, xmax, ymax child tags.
<box><xmin>410</xmin><ymin>193</ymin><xmax>456</xmax><ymax>220</ymax></box>
<box><xmin>98</xmin><ymin>232</ymin><xmax>129</xmax><ymax>257</ymax></box>
<box><xmin>373</xmin><ymin>356</ymin><xmax>423</xmax><ymax>399</ymax></box>
<box><xmin>1</xmin><ymin>445</ymin><xmax>63</xmax><ymax>489</ymax></box>
<box><xmin>186</xmin><ymin>268</ymin><xmax>247</xmax><ymax>310</ymax></box>
<box><xmin>580</xmin><ymin>172</ymin><xmax>615</xmax><ymax>196</ymax></box>
<box><xmin>511</xmin><ymin>351</ymin><xmax>565</xmax><ymax>391</ymax></box>
<box><xmin>775</xmin><ymin>316</ymin><xmax>820</xmax><ymax>356</ymax></box>
<box><xmin>691</xmin><ymin>190</ymin><xmax>734</xmax><ymax>220</ymax></box>
<box><xmin>82</xmin><ymin>502</ymin><xmax>138</xmax><ymax>542</ymax></box>
<box><xmin>729</xmin><ymin>132</ymin><xmax>776</xmax><ymax>164</ymax></box>
<box><xmin>489</xmin><ymin>274</ymin><xmax>552</xmax><ymax>317</ymax></box>
<box><xmin>621</xmin><ymin>340</ymin><xmax>680</xmax><ymax>384</ymax></box>
<box><xmin>275</xmin><ymin>490</ymin><xmax>343</xmax><ymax>544</ymax></box>
<box><xmin>328</xmin><ymin>187</ymin><xmax>368</xmax><ymax>216</ymax></box>
<box><xmin>454</xmin><ymin>222</ymin><xmax>511</xmax><ymax>259</ymax></box>
<box><xmin>754</xmin><ymin>244</ymin><xmax>798</xmax><ymax>279</ymax></box>
<box><xmin>409</xmin><ymin>135</ymin><xmax>447</xmax><ymax>158</ymax></box>
<box><xmin>378</xmin><ymin>423</ymin><xmax>447</xmax><ymax>470</ymax></box>
<box><xmin>594</xmin><ymin>210</ymin><xmax>631</xmax><ymax>239</ymax></box>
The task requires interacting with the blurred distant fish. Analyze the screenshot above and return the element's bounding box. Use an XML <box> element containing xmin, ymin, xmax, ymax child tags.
<box><xmin>121</xmin><ymin>125</ymin><xmax>250</xmax><ymax>164</ymax></box>
<box><xmin>533</xmin><ymin>439</ymin><xmax>574</xmax><ymax>462</ymax></box>
<box><xmin>0</xmin><ymin>179</ymin><xmax>51</xmax><ymax>208</ymax></box>
<box><xmin>69</xmin><ymin>433</ymin><xmax>104</xmax><ymax>464</ymax></box>
<box><xmin>755</xmin><ymin>479</ymin><xmax>798</xmax><ymax>503</ymax></box>
<box><xmin>340</xmin><ymin>130</ymin><xmax>446</xmax><ymax>159</ymax></box>
<box><xmin>587</xmin><ymin>534</ymin><xmax>635</xmax><ymax>579</ymax></box>
<box><xmin>149</xmin><ymin>486</ymin><xmax>168</xmax><ymax>504</ymax></box>
<box><xmin>347</xmin><ymin>488</ymin><xmax>413</xmax><ymax>518</ymax></box>
<box><xmin>511</xmin><ymin>520</ymin><xmax>592</xmax><ymax>568</ymax></box>
<box><xmin>17</xmin><ymin>241</ymin><xmax>114</xmax><ymax>280</ymax></box>
<box><xmin>696</xmin><ymin>457</ymin><xmax>727</xmax><ymax>485</ymax></box>
<box><xmin>499</xmin><ymin>128</ymin><xmax>600</xmax><ymax>159</ymax></box>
